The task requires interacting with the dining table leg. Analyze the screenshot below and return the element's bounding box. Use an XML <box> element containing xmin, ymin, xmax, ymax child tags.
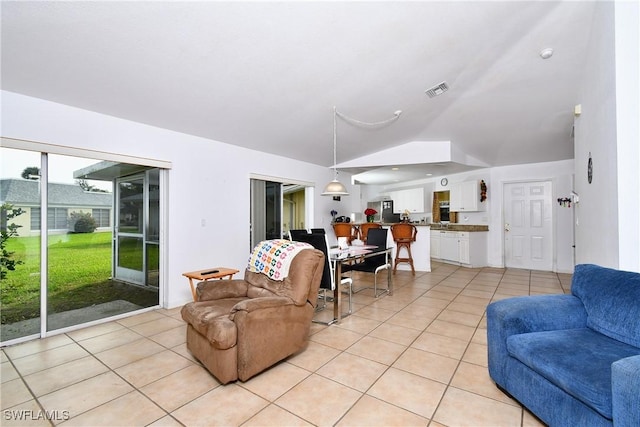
<box><xmin>332</xmin><ymin>260</ymin><xmax>342</xmax><ymax>324</ymax></box>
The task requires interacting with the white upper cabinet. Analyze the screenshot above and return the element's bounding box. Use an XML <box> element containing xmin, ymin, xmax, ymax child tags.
<box><xmin>450</xmin><ymin>180</ymin><xmax>485</xmax><ymax>212</ymax></box>
<box><xmin>391</xmin><ymin>188</ymin><xmax>425</xmax><ymax>213</ymax></box>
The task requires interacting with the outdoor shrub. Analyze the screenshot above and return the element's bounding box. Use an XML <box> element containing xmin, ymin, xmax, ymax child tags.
<box><xmin>71</xmin><ymin>212</ymin><xmax>97</xmax><ymax>233</ymax></box>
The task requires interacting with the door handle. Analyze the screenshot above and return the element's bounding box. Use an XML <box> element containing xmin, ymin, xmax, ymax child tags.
<box><xmin>504</xmin><ymin>223</ymin><xmax>510</xmax><ymax>232</ymax></box>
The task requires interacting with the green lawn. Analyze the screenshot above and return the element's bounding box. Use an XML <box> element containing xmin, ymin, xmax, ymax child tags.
<box><xmin>1</xmin><ymin>232</ymin><xmax>157</xmax><ymax>324</ymax></box>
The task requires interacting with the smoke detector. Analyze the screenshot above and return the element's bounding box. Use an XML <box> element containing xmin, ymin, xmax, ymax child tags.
<box><xmin>425</xmin><ymin>81</ymin><xmax>449</xmax><ymax>98</ymax></box>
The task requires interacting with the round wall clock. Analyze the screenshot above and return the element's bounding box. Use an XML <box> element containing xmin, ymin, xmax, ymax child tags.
<box><xmin>587</xmin><ymin>153</ymin><xmax>593</xmax><ymax>184</ymax></box>
<box><xmin>440</xmin><ymin>178</ymin><xmax>448</xmax><ymax>186</ymax></box>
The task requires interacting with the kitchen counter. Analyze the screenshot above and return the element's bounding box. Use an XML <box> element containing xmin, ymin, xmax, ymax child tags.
<box><xmin>429</xmin><ymin>224</ymin><xmax>489</xmax><ymax>232</ymax></box>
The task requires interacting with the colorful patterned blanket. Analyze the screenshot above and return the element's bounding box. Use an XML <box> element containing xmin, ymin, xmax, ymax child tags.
<box><xmin>247</xmin><ymin>239</ymin><xmax>313</xmax><ymax>281</ymax></box>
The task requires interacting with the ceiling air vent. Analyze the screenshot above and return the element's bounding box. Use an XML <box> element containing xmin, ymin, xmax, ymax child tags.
<box><xmin>425</xmin><ymin>81</ymin><xmax>449</xmax><ymax>98</ymax></box>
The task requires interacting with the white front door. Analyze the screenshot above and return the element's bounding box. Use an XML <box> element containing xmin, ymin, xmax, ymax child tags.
<box><xmin>503</xmin><ymin>181</ymin><xmax>553</xmax><ymax>271</ymax></box>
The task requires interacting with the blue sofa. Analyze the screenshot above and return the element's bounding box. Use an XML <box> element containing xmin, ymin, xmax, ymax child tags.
<box><xmin>487</xmin><ymin>264</ymin><xmax>640</xmax><ymax>427</ymax></box>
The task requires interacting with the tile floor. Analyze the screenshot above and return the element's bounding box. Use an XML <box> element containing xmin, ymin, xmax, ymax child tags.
<box><xmin>1</xmin><ymin>261</ymin><xmax>571</xmax><ymax>426</ymax></box>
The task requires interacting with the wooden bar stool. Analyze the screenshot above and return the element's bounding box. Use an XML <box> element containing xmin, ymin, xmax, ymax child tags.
<box><xmin>358</xmin><ymin>222</ymin><xmax>381</xmax><ymax>243</ymax></box>
<box><xmin>391</xmin><ymin>223</ymin><xmax>417</xmax><ymax>275</ymax></box>
<box><xmin>332</xmin><ymin>222</ymin><xmax>358</xmax><ymax>244</ymax></box>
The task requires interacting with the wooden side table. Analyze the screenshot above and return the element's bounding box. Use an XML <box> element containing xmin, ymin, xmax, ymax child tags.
<box><xmin>182</xmin><ymin>267</ymin><xmax>240</xmax><ymax>301</ymax></box>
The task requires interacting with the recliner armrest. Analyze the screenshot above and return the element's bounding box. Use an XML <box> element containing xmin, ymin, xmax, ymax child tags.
<box><xmin>487</xmin><ymin>295</ymin><xmax>588</xmax><ymax>387</ymax></box>
<box><xmin>196</xmin><ymin>280</ymin><xmax>249</xmax><ymax>301</ymax></box>
<box><xmin>612</xmin><ymin>355</ymin><xmax>640</xmax><ymax>427</ymax></box>
<box><xmin>230</xmin><ymin>296</ymin><xmax>294</xmax><ymax>315</ymax></box>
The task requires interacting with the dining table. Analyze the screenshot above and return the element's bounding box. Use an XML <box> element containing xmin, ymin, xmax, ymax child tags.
<box><xmin>328</xmin><ymin>244</ymin><xmax>393</xmax><ymax>324</ymax></box>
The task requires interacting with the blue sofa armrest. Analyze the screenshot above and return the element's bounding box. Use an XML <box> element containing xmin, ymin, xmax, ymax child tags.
<box><xmin>612</xmin><ymin>355</ymin><xmax>640</xmax><ymax>427</ymax></box>
<box><xmin>487</xmin><ymin>295</ymin><xmax>588</xmax><ymax>387</ymax></box>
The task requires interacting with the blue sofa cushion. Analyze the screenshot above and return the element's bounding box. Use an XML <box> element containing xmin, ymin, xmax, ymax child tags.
<box><xmin>507</xmin><ymin>328</ymin><xmax>640</xmax><ymax>419</ymax></box>
<box><xmin>571</xmin><ymin>264</ymin><xmax>640</xmax><ymax>347</ymax></box>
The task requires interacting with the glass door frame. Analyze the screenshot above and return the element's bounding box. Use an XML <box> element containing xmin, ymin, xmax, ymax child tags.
<box><xmin>114</xmin><ymin>173</ymin><xmax>147</xmax><ymax>285</ymax></box>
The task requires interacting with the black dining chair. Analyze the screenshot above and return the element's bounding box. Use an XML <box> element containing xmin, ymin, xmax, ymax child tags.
<box><xmin>288</xmin><ymin>229</ymin><xmax>310</xmax><ymax>240</ymax></box>
<box><xmin>291</xmin><ymin>232</ymin><xmax>353</xmax><ymax>318</ymax></box>
<box><xmin>344</xmin><ymin>227</ymin><xmax>391</xmax><ymax>297</ymax></box>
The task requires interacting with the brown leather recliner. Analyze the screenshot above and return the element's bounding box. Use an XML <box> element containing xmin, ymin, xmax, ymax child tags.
<box><xmin>181</xmin><ymin>248</ymin><xmax>324</xmax><ymax>384</ymax></box>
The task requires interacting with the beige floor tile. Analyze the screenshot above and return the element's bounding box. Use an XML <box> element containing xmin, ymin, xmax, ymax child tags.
<box><xmin>60</xmin><ymin>390</ymin><xmax>165</xmax><ymax>426</ymax></box>
<box><xmin>310</xmin><ymin>325</ymin><xmax>363</xmax><ymax>351</ymax></box>
<box><xmin>335</xmin><ymin>315</ymin><xmax>381</xmax><ymax>335</ymax></box>
<box><xmin>1</xmin><ymin>350</ymin><xmax>8</xmax><ymax>363</ymax></box>
<box><xmin>287</xmin><ymin>341</ymin><xmax>340</xmax><ymax>372</ymax></box>
<box><xmin>149</xmin><ymin>325</ymin><xmax>186</xmax><ymax>348</ymax></box>
<box><xmin>1</xmin><ymin>399</ymin><xmax>54</xmax><ymax>427</ymax></box>
<box><xmin>412</xmin><ymin>296</ymin><xmax>450</xmax><ymax>309</ymax></box>
<box><xmin>424</xmin><ymin>290</ymin><xmax>457</xmax><ymax>301</ymax></box>
<box><xmin>337</xmin><ymin>394</ymin><xmax>429</xmax><ymax>426</ymax></box>
<box><xmin>1</xmin><ymin>360</ymin><xmax>20</xmax><ymax>383</ymax></box>
<box><xmin>399</xmin><ymin>303</ymin><xmax>444</xmax><ymax>319</ymax></box>
<box><xmin>1</xmin><ymin>378</ymin><xmax>33</xmax><ymax>410</ymax></box>
<box><xmin>437</xmin><ymin>309</ymin><xmax>482</xmax><ymax>327</ymax></box>
<box><xmin>147</xmin><ymin>415</ymin><xmax>184</xmax><ymax>427</ymax></box>
<box><xmin>317</xmin><ymin>352</ymin><xmax>387</xmax><ymax>392</ymax></box>
<box><xmin>347</xmin><ymin>305</ymin><xmax>396</xmax><ymax>322</ymax></box>
<box><xmin>433</xmin><ymin>386</ymin><xmax>522</xmax><ymax>427</ymax></box>
<box><xmin>426</xmin><ymin>319</ymin><xmax>476</xmax><ymax>342</ymax></box>
<box><xmin>115</xmin><ymin>349</ymin><xmax>193</xmax><ymax>388</ymax></box>
<box><xmin>140</xmin><ymin>364</ymin><xmax>219</xmax><ymax>412</ymax></box>
<box><xmin>462</xmin><ymin>342</ymin><xmax>489</xmax><ymax>367</ymax></box>
<box><xmin>3</xmin><ymin>334</ymin><xmax>74</xmax><ymax>360</ymax></box>
<box><xmin>65</xmin><ymin>321</ymin><xmax>124</xmax><ymax>342</ymax></box>
<box><xmin>38</xmin><ymin>371</ymin><xmax>133</xmax><ymax>418</ymax></box>
<box><xmin>172</xmin><ymin>383</ymin><xmax>268</xmax><ymax>426</ymax></box>
<box><xmin>170</xmin><ymin>342</ymin><xmax>199</xmax><ymax>364</ymax></box>
<box><xmin>450</xmin><ymin>362</ymin><xmax>518</xmax><ymax>406</ymax></box>
<box><xmin>393</xmin><ymin>347</ymin><xmax>459</xmax><ymax>384</ymax></box>
<box><xmin>23</xmin><ymin>355</ymin><xmax>108</xmax><ymax>396</ymax></box>
<box><xmin>367</xmin><ymin>367</ymin><xmax>446</xmax><ymax>419</ymax></box>
<box><xmin>94</xmin><ymin>338</ymin><xmax>164</xmax><ymax>369</ymax></box>
<box><xmin>76</xmin><ymin>328</ymin><xmax>144</xmax><ymax>354</ymax></box>
<box><xmin>129</xmin><ymin>316</ymin><xmax>184</xmax><ymax>337</ymax></box>
<box><xmin>243</xmin><ymin>404</ymin><xmax>313</xmax><ymax>426</ymax></box>
<box><xmin>386</xmin><ymin>310</ymin><xmax>434</xmax><ymax>330</ymax></box>
<box><xmin>368</xmin><ymin>322</ymin><xmax>422</xmax><ymax>346</ymax></box>
<box><xmin>240</xmin><ymin>361</ymin><xmax>310</xmax><ymax>401</ymax></box>
<box><xmin>10</xmin><ymin>343</ymin><xmax>89</xmax><ymax>376</ymax></box>
<box><xmin>346</xmin><ymin>335</ymin><xmax>406</xmax><ymax>366</ymax></box>
<box><xmin>447</xmin><ymin>301</ymin><xmax>487</xmax><ymax>315</ymax></box>
<box><xmin>275</xmin><ymin>374</ymin><xmax>362</xmax><ymax>426</ymax></box>
<box><xmin>116</xmin><ymin>310</ymin><xmax>166</xmax><ymax>327</ymax></box>
<box><xmin>453</xmin><ymin>294</ymin><xmax>492</xmax><ymax>306</ymax></box>
<box><xmin>411</xmin><ymin>332</ymin><xmax>469</xmax><ymax>360</ymax></box>
<box><xmin>471</xmin><ymin>328</ymin><xmax>488</xmax><ymax>345</ymax></box>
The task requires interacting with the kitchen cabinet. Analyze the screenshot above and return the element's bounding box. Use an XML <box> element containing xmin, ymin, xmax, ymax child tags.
<box><xmin>392</xmin><ymin>188</ymin><xmax>425</xmax><ymax>213</ymax></box>
<box><xmin>450</xmin><ymin>180</ymin><xmax>484</xmax><ymax>212</ymax></box>
<box><xmin>431</xmin><ymin>230</ymin><xmax>487</xmax><ymax>267</ymax></box>
<box><xmin>440</xmin><ymin>231</ymin><xmax>459</xmax><ymax>262</ymax></box>
<box><xmin>430</xmin><ymin>230</ymin><xmax>441</xmax><ymax>259</ymax></box>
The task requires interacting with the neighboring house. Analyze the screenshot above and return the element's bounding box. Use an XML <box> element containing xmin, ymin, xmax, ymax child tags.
<box><xmin>0</xmin><ymin>179</ymin><xmax>112</xmax><ymax>236</ymax></box>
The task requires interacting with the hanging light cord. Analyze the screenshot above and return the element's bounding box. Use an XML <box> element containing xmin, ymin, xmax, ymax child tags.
<box><xmin>335</xmin><ymin>108</ymin><xmax>402</xmax><ymax>128</ymax></box>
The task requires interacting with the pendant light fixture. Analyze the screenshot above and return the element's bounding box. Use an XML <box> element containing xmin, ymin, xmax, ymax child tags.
<box><xmin>322</xmin><ymin>106</ymin><xmax>349</xmax><ymax>196</ymax></box>
<box><xmin>321</xmin><ymin>106</ymin><xmax>403</xmax><ymax>197</ymax></box>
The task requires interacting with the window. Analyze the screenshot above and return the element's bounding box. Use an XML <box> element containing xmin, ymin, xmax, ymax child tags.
<box><xmin>47</xmin><ymin>207</ymin><xmax>68</xmax><ymax>230</ymax></box>
<box><xmin>92</xmin><ymin>208</ymin><xmax>111</xmax><ymax>228</ymax></box>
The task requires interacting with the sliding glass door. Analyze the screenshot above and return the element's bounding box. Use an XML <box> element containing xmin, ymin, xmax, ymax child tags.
<box><xmin>1</xmin><ymin>143</ymin><xmax>166</xmax><ymax>345</ymax></box>
<box><xmin>0</xmin><ymin>148</ymin><xmax>42</xmax><ymax>341</ymax></box>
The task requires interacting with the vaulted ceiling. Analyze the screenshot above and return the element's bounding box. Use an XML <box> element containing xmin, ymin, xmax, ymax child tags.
<box><xmin>1</xmin><ymin>1</ymin><xmax>596</xmax><ymax>184</ymax></box>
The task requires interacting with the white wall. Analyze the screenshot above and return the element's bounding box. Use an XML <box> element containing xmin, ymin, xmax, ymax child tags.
<box><xmin>573</xmin><ymin>1</ymin><xmax>640</xmax><ymax>271</ymax></box>
<box><xmin>1</xmin><ymin>91</ymin><xmax>362</xmax><ymax>308</ymax></box>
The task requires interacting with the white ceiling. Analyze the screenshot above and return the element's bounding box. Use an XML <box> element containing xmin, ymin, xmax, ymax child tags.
<box><xmin>1</xmin><ymin>1</ymin><xmax>595</xmax><ymax>184</ymax></box>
